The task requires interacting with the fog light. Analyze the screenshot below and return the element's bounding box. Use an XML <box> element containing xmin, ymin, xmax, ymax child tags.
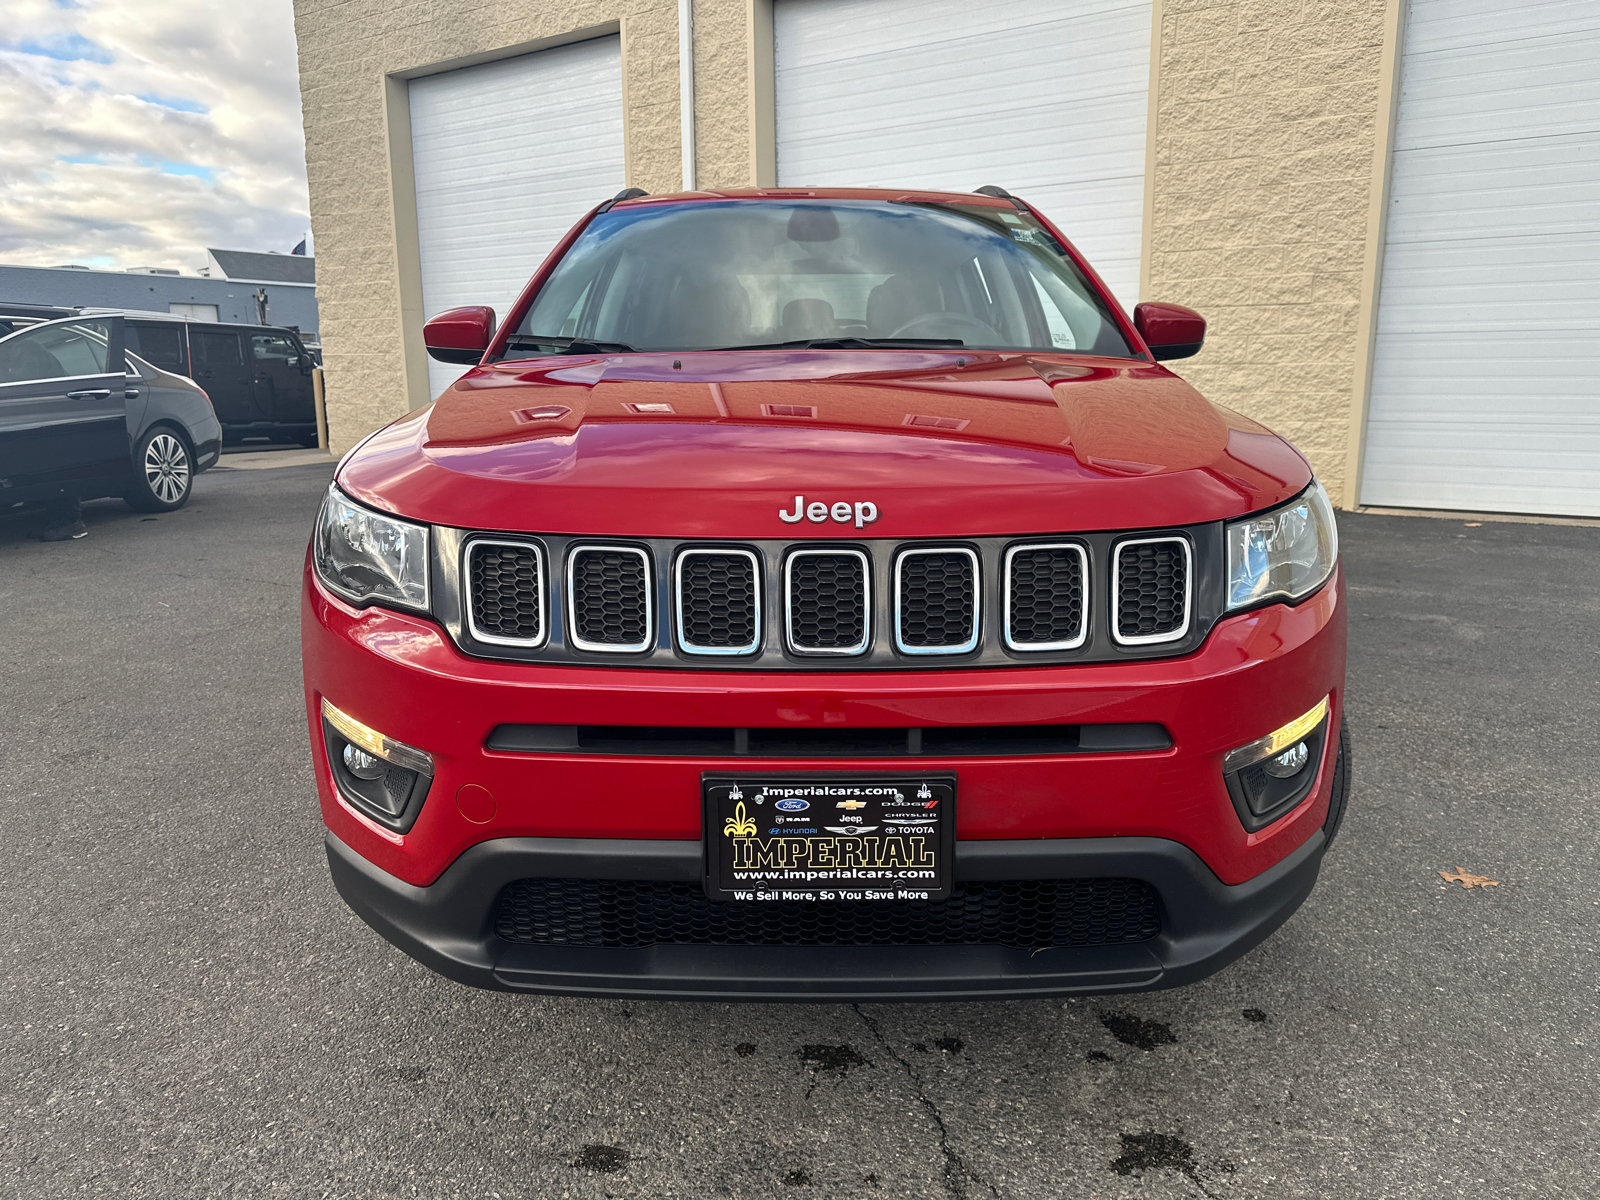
<box><xmin>342</xmin><ymin>743</ymin><xmax>387</xmax><ymax>780</ymax></box>
<box><xmin>320</xmin><ymin>699</ymin><xmax>435</xmax><ymax>832</ymax></box>
<box><xmin>1222</xmin><ymin>697</ymin><xmax>1331</xmax><ymax>833</ymax></box>
<box><xmin>1223</xmin><ymin>697</ymin><xmax>1329</xmax><ymax>774</ymax></box>
<box><xmin>320</xmin><ymin>698</ymin><xmax>434</xmax><ymax>777</ymax></box>
<box><xmin>1263</xmin><ymin>741</ymin><xmax>1309</xmax><ymax>778</ymax></box>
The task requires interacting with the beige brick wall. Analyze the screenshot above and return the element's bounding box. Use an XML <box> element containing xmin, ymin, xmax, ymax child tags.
<box><xmin>1143</xmin><ymin>0</ymin><xmax>1397</xmax><ymax>505</ymax></box>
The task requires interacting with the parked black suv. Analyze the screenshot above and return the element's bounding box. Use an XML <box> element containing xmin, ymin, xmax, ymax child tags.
<box><xmin>0</xmin><ymin>314</ymin><xmax>222</xmax><ymax>517</ymax></box>
<box><xmin>121</xmin><ymin>315</ymin><xmax>319</xmax><ymax>446</ymax></box>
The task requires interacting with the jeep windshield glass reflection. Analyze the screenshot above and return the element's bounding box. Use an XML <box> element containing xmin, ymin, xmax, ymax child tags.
<box><xmin>507</xmin><ymin>200</ymin><xmax>1135</xmax><ymax>358</ymax></box>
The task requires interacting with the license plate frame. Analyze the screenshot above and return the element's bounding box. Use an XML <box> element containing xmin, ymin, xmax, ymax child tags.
<box><xmin>702</xmin><ymin>772</ymin><xmax>956</xmax><ymax>902</ymax></box>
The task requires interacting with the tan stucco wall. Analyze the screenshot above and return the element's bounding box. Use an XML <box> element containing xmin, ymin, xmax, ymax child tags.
<box><xmin>1142</xmin><ymin>0</ymin><xmax>1400</xmax><ymax>506</ymax></box>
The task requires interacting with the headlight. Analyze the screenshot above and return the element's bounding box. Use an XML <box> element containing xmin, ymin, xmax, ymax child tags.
<box><xmin>1226</xmin><ymin>480</ymin><xmax>1338</xmax><ymax>611</ymax></box>
<box><xmin>313</xmin><ymin>485</ymin><xmax>430</xmax><ymax>611</ymax></box>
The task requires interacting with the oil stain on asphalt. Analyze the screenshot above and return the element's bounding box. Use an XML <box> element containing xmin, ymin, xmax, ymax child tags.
<box><xmin>575</xmin><ymin>1144</ymin><xmax>628</xmax><ymax>1173</ymax></box>
<box><xmin>1099</xmin><ymin>1012</ymin><xmax>1177</xmax><ymax>1051</ymax></box>
<box><xmin>797</xmin><ymin>1044</ymin><xmax>869</xmax><ymax>1072</ymax></box>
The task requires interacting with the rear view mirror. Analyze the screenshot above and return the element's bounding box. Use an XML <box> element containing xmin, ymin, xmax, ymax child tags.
<box><xmin>1133</xmin><ymin>302</ymin><xmax>1205</xmax><ymax>361</ymax></box>
<box><xmin>424</xmin><ymin>306</ymin><xmax>496</xmax><ymax>365</ymax></box>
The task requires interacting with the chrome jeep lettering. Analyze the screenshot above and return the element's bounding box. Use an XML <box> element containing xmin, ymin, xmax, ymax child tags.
<box><xmin>776</xmin><ymin>495</ymin><xmax>881</xmax><ymax>529</ymax></box>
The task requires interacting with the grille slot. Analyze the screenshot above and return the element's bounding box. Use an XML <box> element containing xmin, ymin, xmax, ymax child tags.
<box><xmin>895</xmin><ymin>547</ymin><xmax>979</xmax><ymax>654</ymax></box>
<box><xmin>1113</xmin><ymin>537</ymin><xmax>1191</xmax><ymax>644</ymax></box>
<box><xmin>465</xmin><ymin>539</ymin><xmax>545</xmax><ymax>646</ymax></box>
<box><xmin>1005</xmin><ymin>543</ymin><xmax>1087</xmax><ymax>651</ymax></box>
<box><xmin>568</xmin><ymin>545</ymin><xmax>653</xmax><ymax>652</ymax></box>
<box><xmin>786</xmin><ymin>549</ymin><xmax>870</xmax><ymax>655</ymax></box>
<box><xmin>494</xmin><ymin>877</ymin><xmax>1161</xmax><ymax>948</ymax></box>
<box><xmin>485</xmin><ymin>721</ymin><xmax>1172</xmax><ymax>756</ymax></box>
<box><xmin>675</xmin><ymin>549</ymin><xmax>760</xmax><ymax>655</ymax></box>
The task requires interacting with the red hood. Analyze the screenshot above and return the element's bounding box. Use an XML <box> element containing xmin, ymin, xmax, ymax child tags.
<box><xmin>337</xmin><ymin>351</ymin><xmax>1310</xmax><ymax>537</ymax></box>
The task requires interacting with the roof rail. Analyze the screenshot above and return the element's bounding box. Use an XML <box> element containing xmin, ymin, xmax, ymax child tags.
<box><xmin>597</xmin><ymin>187</ymin><xmax>650</xmax><ymax>213</ymax></box>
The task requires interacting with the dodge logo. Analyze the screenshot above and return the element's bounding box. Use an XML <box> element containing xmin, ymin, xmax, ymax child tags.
<box><xmin>779</xmin><ymin>495</ymin><xmax>879</xmax><ymax>529</ymax></box>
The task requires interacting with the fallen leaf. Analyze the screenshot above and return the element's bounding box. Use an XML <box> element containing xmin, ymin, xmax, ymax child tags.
<box><xmin>1463</xmin><ymin>522</ymin><xmax>1482</xmax><ymax>527</ymax></box>
<box><xmin>1439</xmin><ymin>867</ymin><xmax>1499</xmax><ymax>889</ymax></box>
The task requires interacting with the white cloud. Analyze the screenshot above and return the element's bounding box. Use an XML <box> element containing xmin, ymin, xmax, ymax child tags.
<box><xmin>0</xmin><ymin>0</ymin><xmax>309</xmax><ymax>272</ymax></box>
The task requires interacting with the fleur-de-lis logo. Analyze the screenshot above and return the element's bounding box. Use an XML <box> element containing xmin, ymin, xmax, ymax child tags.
<box><xmin>729</xmin><ymin>785</ymin><xmax>744</xmax><ymax>801</ymax></box>
<box><xmin>723</xmin><ymin>800</ymin><xmax>757</xmax><ymax>837</ymax></box>
<box><xmin>917</xmin><ymin>783</ymin><xmax>932</xmax><ymax>800</ymax></box>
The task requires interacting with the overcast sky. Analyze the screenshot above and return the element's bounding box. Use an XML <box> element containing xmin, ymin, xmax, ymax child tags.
<box><xmin>0</xmin><ymin>0</ymin><xmax>309</xmax><ymax>274</ymax></box>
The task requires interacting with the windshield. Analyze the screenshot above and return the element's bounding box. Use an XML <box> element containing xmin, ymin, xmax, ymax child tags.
<box><xmin>507</xmin><ymin>200</ymin><xmax>1134</xmax><ymax>357</ymax></box>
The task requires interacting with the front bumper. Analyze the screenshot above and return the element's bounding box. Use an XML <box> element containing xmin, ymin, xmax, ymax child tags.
<box><xmin>326</xmin><ymin>825</ymin><xmax>1327</xmax><ymax>1001</ymax></box>
<box><xmin>305</xmin><ymin>558</ymin><xmax>1345</xmax><ymax>998</ymax></box>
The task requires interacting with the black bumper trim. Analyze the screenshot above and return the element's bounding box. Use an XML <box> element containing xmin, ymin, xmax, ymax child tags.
<box><xmin>324</xmin><ymin>829</ymin><xmax>1325</xmax><ymax>1001</ymax></box>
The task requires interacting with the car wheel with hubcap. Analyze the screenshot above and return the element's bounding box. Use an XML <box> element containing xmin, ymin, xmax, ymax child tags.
<box><xmin>125</xmin><ymin>427</ymin><xmax>194</xmax><ymax>512</ymax></box>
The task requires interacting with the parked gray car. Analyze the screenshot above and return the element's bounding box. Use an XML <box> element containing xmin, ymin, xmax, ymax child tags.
<box><xmin>0</xmin><ymin>314</ymin><xmax>222</xmax><ymax>521</ymax></box>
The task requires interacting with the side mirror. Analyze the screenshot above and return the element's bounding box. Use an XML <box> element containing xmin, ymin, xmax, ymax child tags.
<box><xmin>1133</xmin><ymin>302</ymin><xmax>1205</xmax><ymax>361</ymax></box>
<box><xmin>424</xmin><ymin>305</ymin><xmax>496</xmax><ymax>365</ymax></box>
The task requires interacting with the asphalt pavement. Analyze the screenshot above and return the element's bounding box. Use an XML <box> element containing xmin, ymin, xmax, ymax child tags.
<box><xmin>1</xmin><ymin>465</ymin><xmax>1595</xmax><ymax>1199</ymax></box>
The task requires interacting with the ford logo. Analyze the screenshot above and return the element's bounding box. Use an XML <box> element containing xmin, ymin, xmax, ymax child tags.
<box><xmin>774</xmin><ymin>799</ymin><xmax>810</xmax><ymax>812</ymax></box>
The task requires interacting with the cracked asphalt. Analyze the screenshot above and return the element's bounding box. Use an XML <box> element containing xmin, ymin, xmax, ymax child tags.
<box><xmin>2</xmin><ymin>463</ymin><xmax>1597</xmax><ymax>1199</ymax></box>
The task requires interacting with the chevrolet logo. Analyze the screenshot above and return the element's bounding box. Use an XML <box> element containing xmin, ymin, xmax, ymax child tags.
<box><xmin>836</xmin><ymin>799</ymin><xmax>868</xmax><ymax>810</ymax></box>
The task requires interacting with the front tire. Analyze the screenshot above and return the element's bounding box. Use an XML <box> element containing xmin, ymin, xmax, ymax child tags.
<box><xmin>1322</xmin><ymin>721</ymin><xmax>1352</xmax><ymax>849</ymax></box>
<box><xmin>125</xmin><ymin>427</ymin><xmax>194</xmax><ymax>512</ymax></box>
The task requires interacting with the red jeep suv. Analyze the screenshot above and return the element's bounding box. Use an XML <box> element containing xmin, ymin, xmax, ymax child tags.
<box><xmin>303</xmin><ymin>187</ymin><xmax>1347</xmax><ymax>1001</ymax></box>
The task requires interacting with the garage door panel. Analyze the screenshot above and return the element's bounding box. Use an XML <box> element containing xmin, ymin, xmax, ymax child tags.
<box><xmin>410</xmin><ymin>37</ymin><xmax>624</xmax><ymax>400</ymax></box>
<box><xmin>776</xmin><ymin>0</ymin><xmax>1151</xmax><ymax>308</ymax></box>
<box><xmin>1362</xmin><ymin>1</ymin><xmax>1600</xmax><ymax>515</ymax></box>
<box><xmin>1375</xmin><ymin>236</ymin><xmax>1600</xmax><ymax>332</ymax></box>
<box><xmin>1385</xmin><ymin>137</ymin><xmax>1600</xmax><ymax>245</ymax></box>
<box><xmin>1404</xmin><ymin>0</ymin><xmax>1599</xmax><ymax>55</ymax></box>
<box><xmin>1398</xmin><ymin>36</ymin><xmax>1600</xmax><ymax>149</ymax></box>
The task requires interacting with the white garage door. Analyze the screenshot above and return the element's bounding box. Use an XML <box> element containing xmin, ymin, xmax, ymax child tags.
<box><xmin>773</xmin><ymin>0</ymin><xmax>1151</xmax><ymax>308</ymax></box>
<box><xmin>409</xmin><ymin>37</ymin><xmax>625</xmax><ymax>399</ymax></box>
<box><xmin>1361</xmin><ymin>0</ymin><xmax>1600</xmax><ymax>516</ymax></box>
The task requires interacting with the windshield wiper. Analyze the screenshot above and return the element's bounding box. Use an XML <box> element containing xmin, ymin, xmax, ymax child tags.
<box><xmin>503</xmin><ymin>335</ymin><xmax>639</xmax><ymax>355</ymax></box>
<box><xmin>699</xmin><ymin>337</ymin><xmax>965</xmax><ymax>351</ymax></box>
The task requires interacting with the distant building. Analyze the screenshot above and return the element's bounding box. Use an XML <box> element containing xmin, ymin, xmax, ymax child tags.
<box><xmin>200</xmin><ymin>248</ymin><xmax>317</xmax><ymax>288</ymax></box>
<box><xmin>0</xmin><ymin>248</ymin><xmax>318</xmax><ymax>339</ymax></box>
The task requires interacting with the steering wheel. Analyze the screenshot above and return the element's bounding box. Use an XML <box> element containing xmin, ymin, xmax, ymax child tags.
<box><xmin>888</xmin><ymin>311</ymin><xmax>1002</xmax><ymax>344</ymax></box>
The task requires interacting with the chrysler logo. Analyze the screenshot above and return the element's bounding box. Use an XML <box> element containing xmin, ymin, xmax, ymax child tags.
<box><xmin>779</xmin><ymin>495</ymin><xmax>879</xmax><ymax>529</ymax></box>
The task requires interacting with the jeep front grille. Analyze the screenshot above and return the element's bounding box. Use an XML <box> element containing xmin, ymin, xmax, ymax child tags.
<box><xmin>465</xmin><ymin>539</ymin><xmax>545</xmax><ymax>645</ymax></box>
<box><xmin>1005</xmin><ymin>543</ymin><xmax>1087</xmax><ymax>651</ymax></box>
<box><xmin>444</xmin><ymin>526</ymin><xmax>1216</xmax><ymax>668</ymax></box>
<box><xmin>895</xmin><ymin>547</ymin><xmax>979</xmax><ymax>654</ymax></box>
<box><xmin>1113</xmin><ymin>537</ymin><xmax>1191</xmax><ymax>644</ymax></box>
<box><xmin>568</xmin><ymin>545</ymin><xmax>653</xmax><ymax>652</ymax></box>
<box><xmin>786</xmin><ymin>549</ymin><xmax>870</xmax><ymax>655</ymax></box>
<box><xmin>676</xmin><ymin>549</ymin><xmax>760</xmax><ymax>655</ymax></box>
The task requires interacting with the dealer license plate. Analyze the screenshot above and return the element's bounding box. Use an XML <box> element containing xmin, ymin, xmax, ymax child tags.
<box><xmin>703</xmin><ymin>774</ymin><xmax>955</xmax><ymax>902</ymax></box>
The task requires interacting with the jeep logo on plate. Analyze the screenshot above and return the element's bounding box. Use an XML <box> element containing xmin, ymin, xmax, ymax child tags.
<box><xmin>778</xmin><ymin>495</ymin><xmax>879</xmax><ymax>529</ymax></box>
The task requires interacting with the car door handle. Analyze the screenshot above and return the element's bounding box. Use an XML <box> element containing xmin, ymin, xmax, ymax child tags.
<box><xmin>125</xmin><ymin>388</ymin><xmax>141</xmax><ymax>399</ymax></box>
<box><xmin>66</xmin><ymin>389</ymin><xmax>113</xmax><ymax>400</ymax></box>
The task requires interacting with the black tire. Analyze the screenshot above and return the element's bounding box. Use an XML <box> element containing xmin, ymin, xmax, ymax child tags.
<box><xmin>124</xmin><ymin>426</ymin><xmax>195</xmax><ymax>512</ymax></box>
<box><xmin>1322</xmin><ymin>720</ymin><xmax>1352</xmax><ymax>849</ymax></box>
